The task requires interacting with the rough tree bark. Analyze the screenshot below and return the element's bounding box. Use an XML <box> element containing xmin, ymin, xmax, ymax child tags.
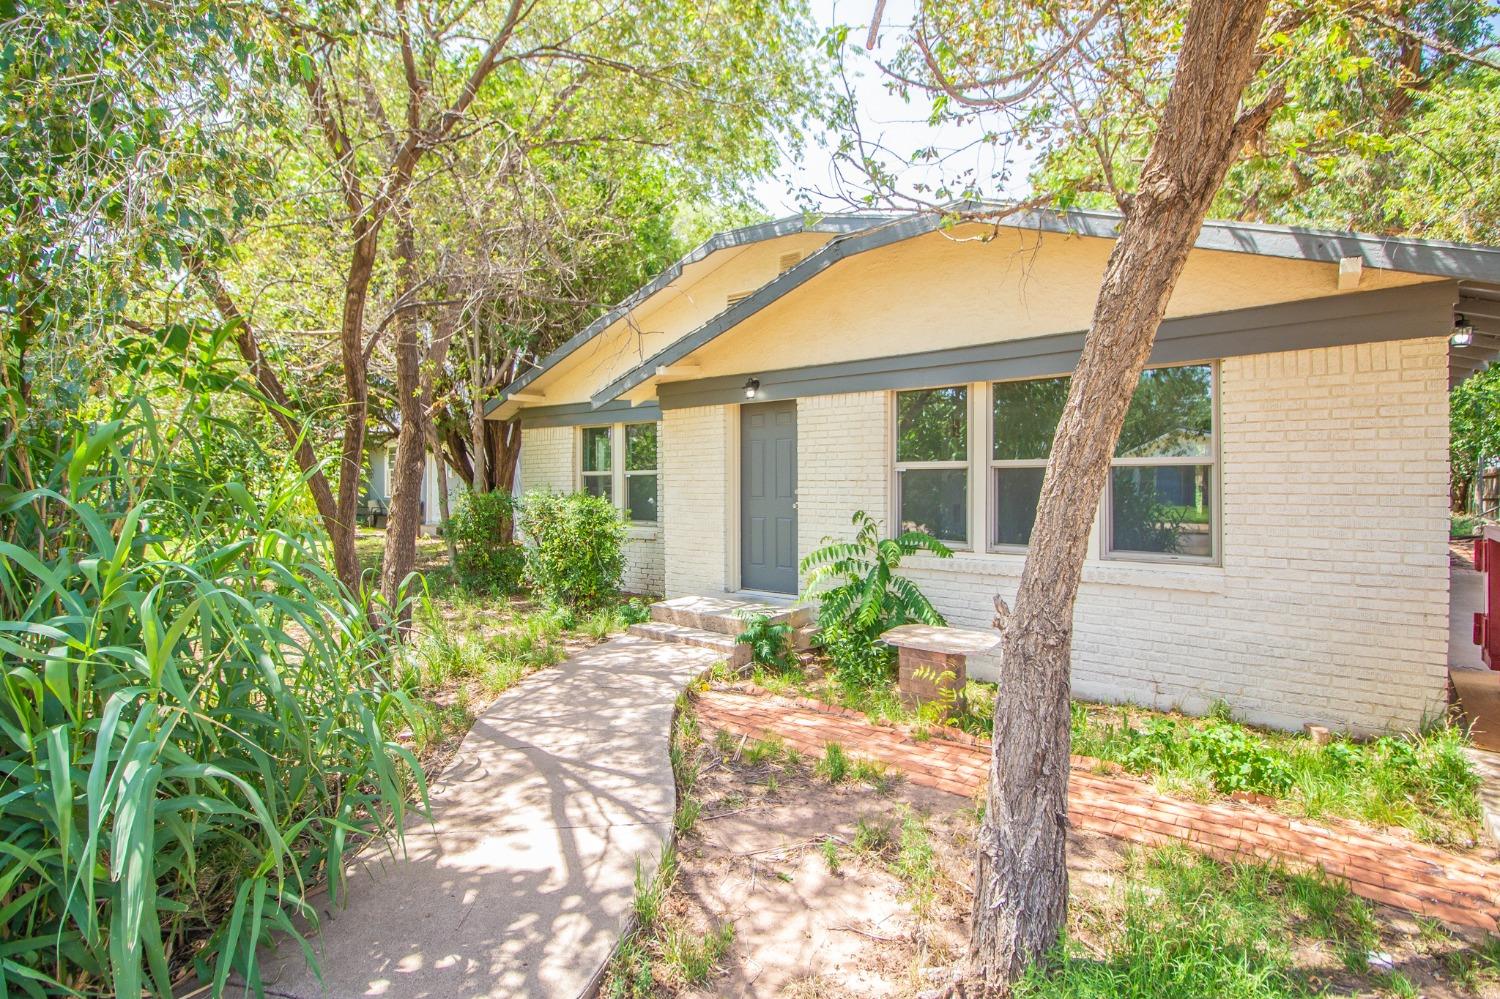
<box><xmin>429</xmin><ymin>423</ymin><xmax>458</xmax><ymax>566</ymax></box>
<box><xmin>381</xmin><ymin>210</ymin><xmax>458</xmax><ymax>613</ymax></box>
<box><xmin>967</xmin><ymin>0</ymin><xmax>1276</xmax><ymax>991</ymax></box>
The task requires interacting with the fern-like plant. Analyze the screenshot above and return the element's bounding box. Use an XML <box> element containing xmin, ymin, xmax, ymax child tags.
<box><xmin>799</xmin><ymin>510</ymin><xmax>953</xmax><ymax>645</ymax></box>
<box><xmin>736</xmin><ymin>612</ymin><xmax>794</xmax><ymax>672</ymax></box>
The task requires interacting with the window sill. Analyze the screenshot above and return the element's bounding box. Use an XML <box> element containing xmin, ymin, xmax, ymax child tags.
<box><xmin>900</xmin><ymin>550</ymin><xmax>1226</xmax><ymax>594</ymax></box>
<box><xmin>626</xmin><ymin>525</ymin><xmax>660</xmax><ymax>541</ymax></box>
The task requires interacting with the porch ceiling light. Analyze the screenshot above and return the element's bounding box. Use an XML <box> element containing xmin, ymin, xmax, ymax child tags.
<box><xmin>744</xmin><ymin>377</ymin><xmax>760</xmax><ymax>399</ymax></box>
<box><xmin>1451</xmin><ymin>316</ymin><xmax>1474</xmax><ymax>348</ymax></box>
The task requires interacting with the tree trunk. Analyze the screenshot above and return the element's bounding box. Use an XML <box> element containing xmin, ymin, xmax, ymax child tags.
<box><xmin>467</xmin><ymin>345</ymin><xmax>491</xmax><ymax>493</ymax></box>
<box><xmin>381</xmin><ymin>210</ymin><xmax>429</xmax><ymax>621</ymax></box>
<box><xmin>967</xmin><ymin>0</ymin><xmax>1273</xmax><ymax>991</ymax></box>
<box><xmin>430</xmin><ymin>427</ymin><xmax>459</xmax><ymax>565</ymax></box>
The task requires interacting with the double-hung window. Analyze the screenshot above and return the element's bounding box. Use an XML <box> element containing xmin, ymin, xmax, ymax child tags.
<box><xmin>624</xmin><ymin>423</ymin><xmax>659</xmax><ymax>524</ymax></box>
<box><xmin>1107</xmin><ymin>364</ymin><xmax>1215</xmax><ymax>560</ymax></box>
<box><xmin>984</xmin><ymin>363</ymin><xmax>1217</xmax><ymax>562</ymax></box>
<box><xmin>580</xmin><ymin>426</ymin><xmax>613</xmax><ymax>500</ymax></box>
<box><xmin>579</xmin><ymin>423</ymin><xmax>660</xmax><ymax>525</ymax></box>
<box><xmin>990</xmin><ymin>376</ymin><xmax>1070</xmax><ymax>548</ymax></box>
<box><xmin>895</xmin><ymin>386</ymin><xmax>969</xmax><ymax>546</ymax></box>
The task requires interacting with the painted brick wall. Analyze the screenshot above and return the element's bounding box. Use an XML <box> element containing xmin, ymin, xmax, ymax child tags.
<box><xmin>799</xmin><ymin>336</ymin><xmax>1450</xmax><ymax>734</ymax></box>
<box><xmin>796</xmin><ymin>392</ymin><xmax>891</xmax><ymax>556</ymax></box>
<box><xmin>662</xmin><ymin>406</ymin><xmax>731</xmax><ymax>596</ymax></box>
<box><xmin>519</xmin><ymin>426</ymin><xmax>572</xmax><ymax>493</ymax></box>
<box><xmin>518</xmin><ymin>425</ymin><xmax>666</xmax><ymax>594</ymax></box>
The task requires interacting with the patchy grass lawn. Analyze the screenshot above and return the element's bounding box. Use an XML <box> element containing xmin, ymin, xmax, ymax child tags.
<box><xmin>608</xmin><ymin>696</ymin><xmax>1500</xmax><ymax>998</ymax></box>
<box><xmin>354</xmin><ymin>528</ymin><xmax>651</xmax><ymax>773</ymax></box>
<box><xmin>748</xmin><ymin>658</ymin><xmax>1485</xmax><ymax>849</ymax></box>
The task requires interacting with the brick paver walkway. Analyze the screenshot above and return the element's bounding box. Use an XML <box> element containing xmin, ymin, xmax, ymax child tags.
<box><xmin>696</xmin><ymin>688</ymin><xmax>1500</xmax><ymax>933</ymax></box>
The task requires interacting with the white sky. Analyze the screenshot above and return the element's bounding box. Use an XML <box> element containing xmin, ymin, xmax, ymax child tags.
<box><xmin>751</xmin><ymin>0</ymin><xmax>1038</xmax><ymax>215</ymax></box>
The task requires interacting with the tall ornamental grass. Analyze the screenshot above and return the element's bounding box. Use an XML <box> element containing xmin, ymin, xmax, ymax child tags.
<box><xmin>0</xmin><ymin>399</ymin><xmax>426</xmax><ymax>997</ymax></box>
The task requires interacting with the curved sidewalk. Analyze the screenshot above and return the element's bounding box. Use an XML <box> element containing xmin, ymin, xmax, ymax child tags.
<box><xmin>257</xmin><ymin>635</ymin><xmax>721</xmax><ymax>999</ymax></box>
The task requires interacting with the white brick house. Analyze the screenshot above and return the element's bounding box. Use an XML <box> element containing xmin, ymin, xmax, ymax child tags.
<box><xmin>490</xmin><ymin>208</ymin><xmax>1500</xmax><ymax>734</ymax></box>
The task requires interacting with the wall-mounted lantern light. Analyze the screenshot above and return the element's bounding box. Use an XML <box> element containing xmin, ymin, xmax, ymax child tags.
<box><xmin>1451</xmin><ymin>316</ymin><xmax>1475</xmax><ymax>348</ymax></box>
<box><xmin>744</xmin><ymin>377</ymin><xmax>760</xmax><ymax>399</ymax></box>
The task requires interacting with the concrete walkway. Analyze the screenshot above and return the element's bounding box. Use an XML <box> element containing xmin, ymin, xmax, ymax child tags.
<box><xmin>256</xmin><ymin>635</ymin><xmax>721</xmax><ymax>999</ymax></box>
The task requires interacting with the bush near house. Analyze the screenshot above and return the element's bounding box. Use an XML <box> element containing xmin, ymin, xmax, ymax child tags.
<box><xmin>519</xmin><ymin>490</ymin><xmax>626</xmax><ymax>608</ymax></box>
<box><xmin>448</xmin><ymin>490</ymin><xmax>525</xmax><ymax>594</ymax></box>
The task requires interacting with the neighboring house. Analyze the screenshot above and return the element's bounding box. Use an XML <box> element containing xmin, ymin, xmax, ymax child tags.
<box><xmin>488</xmin><ymin>208</ymin><xmax>1500</xmax><ymax>735</ymax></box>
<box><xmin>364</xmin><ymin>442</ymin><xmax>467</xmax><ymax>535</ymax></box>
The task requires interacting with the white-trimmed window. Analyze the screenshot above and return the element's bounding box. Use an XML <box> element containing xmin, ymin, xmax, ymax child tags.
<box><xmin>990</xmin><ymin>376</ymin><xmax>1070</xmax><ymax>548</ymax></box>
<box><xmin>1105</xmin><ymin>364</ymin><xmax>1216</xmax><ymax>562</ymax></box>
<box><xmin>894</xmin><ymin>386</ymin><xmax>969</xmax><ymax>546</ymax></box>
<box><xmin>580</xmin><ymin>426</ymin><xmax>613</xmax><ymax>501</ymax></box>
<box><xmin>578</xmin><ymin>422</ymin><xmax>660</xmax><ymax>525</ymax></box>
<box><xmin>985</xmin><ymin>363</ymin><xmax>1217</xmax><ymax>562</ymax></box>
<box><xmin>624</xmin><ymin>423</ymin><xmax>659</xmax><ymax>524</ymax></box>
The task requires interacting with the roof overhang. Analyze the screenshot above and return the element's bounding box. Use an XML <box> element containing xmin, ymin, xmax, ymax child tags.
<box><xmin>590</xmin><ymin>206</ymin><xmax>1500</xmax><ymax>409</ymax></box>
<box><xmin>485</xmin><ymin>210</ymin><xmax>902</xmax><ymax>419</ymax></box>
<box><xmin>1452</xmin><ymin>283</ymin><xmax>1500</xmax><ymax>386</ymax></box>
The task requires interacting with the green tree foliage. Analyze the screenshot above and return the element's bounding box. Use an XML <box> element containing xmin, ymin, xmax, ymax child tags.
<box><xmin>1022</xmin><ymin>3</ymin><xmax>1499</xmax><ymax>241</ymax></box>
<box><xmin>1451</xmin><ymin>364</ymin><xmax>1500</xmax><ymax>511</ymax></box>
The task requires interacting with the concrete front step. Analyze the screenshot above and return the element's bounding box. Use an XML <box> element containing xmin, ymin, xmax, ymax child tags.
<box><xmin>650</xmin><ymin>593</ymin><xmax>815</xmax><ymax>637</ymax></box>
<box><xmin>627</xmin><ymin>621</ymin><xmax>751</xmax><ymax>667</ymax></box>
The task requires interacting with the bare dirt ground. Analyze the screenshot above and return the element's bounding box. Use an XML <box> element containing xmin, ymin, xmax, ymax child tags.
<box><xmin>666</xmin><ymin>715</ymin><xmax>1500</xmax><ymax>998</ymax></box>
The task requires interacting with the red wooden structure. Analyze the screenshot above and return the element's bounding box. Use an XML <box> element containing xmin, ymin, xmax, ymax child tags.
<box><xmin>1472</xmin><ymin>525</ymin><xmax>1500</xmax><ymax>671</ymax></box>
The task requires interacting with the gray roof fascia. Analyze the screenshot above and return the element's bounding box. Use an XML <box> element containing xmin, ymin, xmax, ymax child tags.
<box><xmin>484</xmin><ymin>211</ymin><xmax>899</xmax><ymax>414</ymax></box>
<box><xmin>591</xmin><ymin>207</ymin><xmax>1500</xmax><ymax>407</ymax></box>
<box><xmin>590</xmin><ymin>212</ymin><xmax>945</xmax><ymax>407</ymax></box>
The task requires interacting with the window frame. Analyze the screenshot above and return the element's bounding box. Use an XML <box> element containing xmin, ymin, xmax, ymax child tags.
<box><xmin>577</xmin><ymin>422</ymin><xmax>660</xmax><ymax>526</ymax></box>
<box><xmin>578</xmin><ymin>424</ymin><xmax>614</xmax><ymax>503</ymax></box>
<box><xmin>1101</xmin><ymin>361</ymin><xmax>1220</xmax><ymax>565</ymax></box>
<box><xmin>622</xmin><ymin>422</ymin><xmax>659</xmax><ymax>526</ymax></box>
<box><xmin>892</xmin><ymin>384</ymin><xmax>972</xmax><ymax>550</ymax></box>
<box><xmin>985</xmin><ymin>374</ymin><xmax>1071</xmax><ymax>554</ymax></box>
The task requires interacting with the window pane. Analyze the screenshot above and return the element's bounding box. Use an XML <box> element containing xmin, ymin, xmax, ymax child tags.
<box><xmin>1117</xmin><ymin>365</ymin><xmax>1213</xmax><ymax>458</ymax></box>
<box><xmin>582</xmin><ymin>427</ymin><xmax>612</xmax><ymax>472</ymax></box>
<box><xmin>993</xmin><ymin>466</ymin><xmax>1046</xmax><ymax>546</ymax></box>
<box><xmin>993</xmin><ymin>376</ymin><xmax>1070</xmax><ymax>460</ymax></box>
<box><xmin>897</xmin><ymin>387</ymin><xmax>967</xmax><ymax>462</ymax></box>
<box><xmin>1110</xmin><ymin>464</ymin><xmax>1213</xmax><ymax>558</ymax></box>
<box><xmin>626</xmin><ymin>473</ymin><xmax>658</xmax><ymax>523</ymax></box>
<box><xmin>900</xmin><ymin>468</ymin><xmax>968</xmax><ymax>544</ymax></box>
<box><xmin>625</xmin><ymin>423</ymin><xmax>657</xmax><ymax>471</ymax></box>
<box><xmin>582</xmin><ymin>474</ymin><xmax>612</xmax><ymax>502</ymax></box>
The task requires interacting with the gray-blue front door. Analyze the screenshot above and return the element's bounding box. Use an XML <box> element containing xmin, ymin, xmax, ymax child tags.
<box><xmin>741</xmin><ymin>401</ymin><xmax>797</xmax><ymax>593</ymax></box>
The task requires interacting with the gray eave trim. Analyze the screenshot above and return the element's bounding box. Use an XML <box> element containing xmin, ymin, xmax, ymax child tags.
<box><xmin>653</xmin><ymin>281</ymin><xmax>1459</xmax><ymax>410</ymax></box>
<box><xmin>592</xmin><ymin>212</ymin><xmax>943</xmax><ymax>405</ymax></box>
<box><xmin>999</xmin><ymin>208</ymin><xmax>1500</xmax><ymax>280</ymax></box>
<box><xmin>592</xmin><ymin>206</ymin><xmax>1500</xmax><ymax>407</ymax></box>
<box><xmin>517</xmin><ymin>400</ymin><xmax>661</xmax><ymax>430</ymax></box>
<box><xmin>485</xmin><ymin>211</ymin><xmax>900</xmax><ymax>413</ymax></box>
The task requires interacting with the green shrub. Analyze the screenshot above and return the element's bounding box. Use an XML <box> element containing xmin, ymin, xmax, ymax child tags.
<box><xmin>518</xmin><ymin>490</ymin><xmax>626</xmax><ymax>608</ymax></box>
<box><xmin>801</xmin><ymin>511</ymin><xmax>950</xmax><ymax>679</ymax></box>
<box><xmin>1452</xmin><ymin>513</ymin><xmax>1482</xmax><ymax>538</ymax></box>
<box><xmin>447</xmin><ymin>489</ymin><xmax>525</xmax><ymax>594</ymax></box>
<box><xmin>0</xmin><ymin>400</ymin><xmax>424</xmax><ymax>998</ymax></box>
<box><xmin>736</xmin><ymin>613</ymin><xmax>794</xmax><ymax>671</ymax></box>
<box><xmin>819</xmin><ymin>622</ymin><xmax>898</xmax><ymax>689</ymax></box>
